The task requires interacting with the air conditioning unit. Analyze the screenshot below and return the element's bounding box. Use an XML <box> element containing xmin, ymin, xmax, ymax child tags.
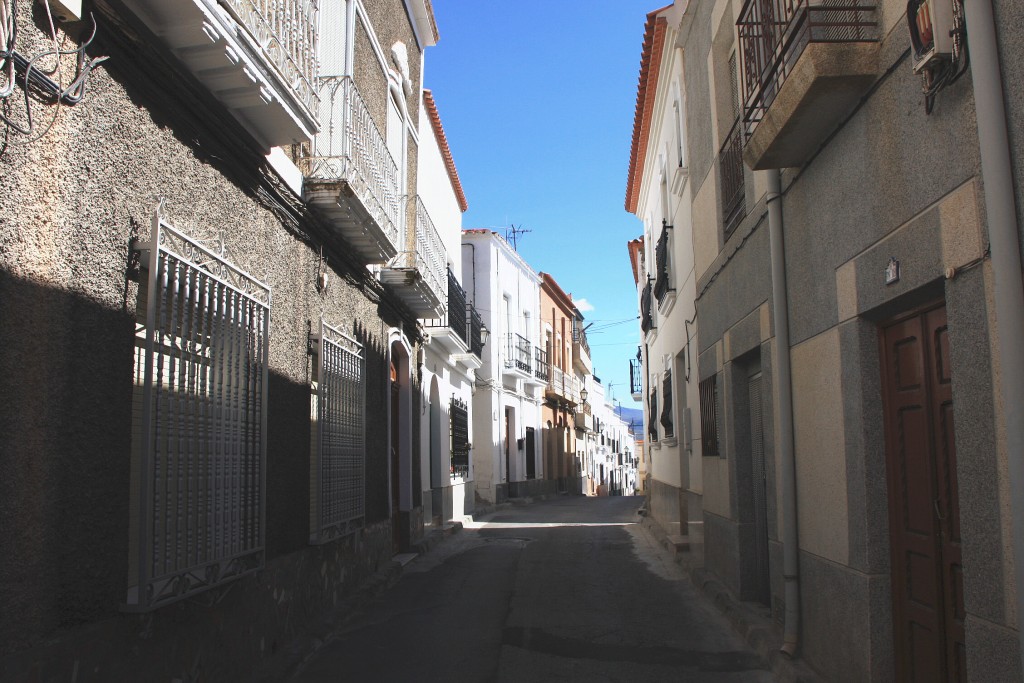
<box><xmin>908</xmin><ymin>0</ymin><xmax>955</xmax><ymax>73</ymax></box>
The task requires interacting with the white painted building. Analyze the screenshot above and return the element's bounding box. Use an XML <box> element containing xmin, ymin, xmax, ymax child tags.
<box><xmin>414</xmin><ymin>91</ymin><xmax>483</xmax><ymax>525</ymax></box>
<box><xmin>626</xmin><ymin>1</ymin><xmax>703</xmax><ymax>542</ymax></box>
<box><xmin>462</xmin><ymin>230</ymin><xmax>545</xmax><ymax>503</ymax></box>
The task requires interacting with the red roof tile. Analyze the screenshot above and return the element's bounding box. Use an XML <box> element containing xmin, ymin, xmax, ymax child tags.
<box><xmin>625</xmin><ymin>7</ymin><xmax>670</xmax><ymax>214</ymax></box>
<box><xmin>424</xmin><ymin>89</ymin><xmax>468</xmax><ymax>212</ymax></box>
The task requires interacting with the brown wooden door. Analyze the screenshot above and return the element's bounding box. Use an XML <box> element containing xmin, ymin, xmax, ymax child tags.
<box><xmin>881</xmin><ymin>303</ymin><xmax>965</xmax><ymax>682</ymax></box>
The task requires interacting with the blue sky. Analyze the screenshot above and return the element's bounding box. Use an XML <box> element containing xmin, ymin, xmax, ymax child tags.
<box><xmin>425</xmin><ymin>0</ymin><xmax>651</xmax><ymax>405</ymax></box>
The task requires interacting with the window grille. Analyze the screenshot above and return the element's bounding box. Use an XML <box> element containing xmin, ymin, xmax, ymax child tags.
<box><xmin>661</xmin><ymin>370</ymin><xmax>675</xmax><ymax>439</ymax></box>
<box><xmin>654</xmin><ymin>222</ymin><xmax>673</xmax><ymax>303</ymax></box>
<box><xmin>640</xmin><ymin>281</ymin><xmax>655</xmax><ymax>333</ymax></box>
<box><xmin>699</xmin><ymin>375</ymin><xmax>721</xmax><ymax>457</ymax></box>
<box><xmin>309</xmin><ymin>320</ymin><xmax>365</xmax><ymax>544</ymax></box>
<box><xmin>128</xmin><ymin>209</ymin><xmax>270</xmax><ymax>610</ymax></box>
<box><xmin>450</xmin><ymin>396</ymin><xmax>469</xmax><ymax>478</ymax></box>
<box><xmin>648</xmin><ymin>387</ymin><xmax>659</xmax><ymax>442</ymax></box>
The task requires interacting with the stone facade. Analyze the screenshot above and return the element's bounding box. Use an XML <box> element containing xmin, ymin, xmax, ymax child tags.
<box><xmin>0</xmin><ymin>0</ymin><xmax>437</xmax><ymax>677</ymax></box>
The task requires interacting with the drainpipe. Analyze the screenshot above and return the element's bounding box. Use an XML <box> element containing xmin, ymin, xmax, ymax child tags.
<box><xmin>767</xmin><ymin>168</ymin><xmax>800</xmax><ymax>656</ymax></box>
<box><xmin>962</xmin><ymin>0</ymin><xmax>1024</xmax><ymax>672</ymax></box>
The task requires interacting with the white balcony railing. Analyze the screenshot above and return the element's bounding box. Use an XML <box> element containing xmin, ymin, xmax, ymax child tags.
<box><xmin>120</xmin><ymin>0</ymin><xmax>320</xmax><ymax>146</ymax></box>
<box><xmin>300</xmin><ymin>76</ymin><xmax>401</xmax><ymax>257</ymax></box>
<box><xmin>381</xmin><ymin>196</ymin><xmax>447</xmax><ymax>315</ymax></box>
<box><xmin>220</xmin><ymin>0</ymin><xmax>319</xmax><ymax>115</ymax></box>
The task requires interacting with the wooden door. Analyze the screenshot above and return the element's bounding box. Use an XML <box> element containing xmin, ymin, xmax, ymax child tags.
<box><xmin>881</xmin><ymin>303</ymin><xmax>965</xmax><ymax>682</ymax></box>
<box><xmin>525</xmin><ymin>427</ymin><xmax>536</xmax><ymax>480</ymax></box>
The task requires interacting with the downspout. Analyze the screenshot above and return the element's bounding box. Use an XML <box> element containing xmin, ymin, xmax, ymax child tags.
<box><xmin>962</xmin><ymin>0</ymin><xmax>1024</xmax><ymax>671</ymax></box>
<box><xmin>767</xmin><ymin>168</ymin><xmax>800</xmax><ymax>656</ymax></box>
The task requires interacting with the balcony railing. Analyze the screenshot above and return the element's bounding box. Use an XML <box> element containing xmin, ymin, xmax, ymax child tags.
<box><xmin>719</xmin><ymin>119</ymin><xmax>746</xmax><ymax>238</ymax></box>
<box><xmin>640</xmin><ymin>281</ymin><xmax>655</xmax><ymax>333</ymax></box>
<box><xmin>424</xmin><ymin>269</ymin><xmax>469</xmax><ymax>349</ymax></box>
<box><xmin>550</xmin><ymin>365</ymin><xmax>566</xmax><ymax>398</ymax></box>
<box><xmin>738</xmin><ymin>0</ymin><xmax>877</xmax><ymax>136</ymax></box>
<box><xmin>381</xmin><ymin>196</ymin><xmax>447</xmax><ymax>315</ymax></box>
<box><xmin>506</xmin><ymin>333</ymin><xmax>532</xmax><ymax>374</ymax></box>
<box><xmin>221</xmin><ymin>0</ymin><xmax>319</xmax><ymax>115</ymax></box>
<box><xmin>535</xmin><ymin>347</ymin><xmax>550</xmax><ymax>381</ymax></box>
<box><xmin>119</xmin><ymin>0</ymin><xmax>319</xmax><ymax>146</ymax></box>
<box><xmin>653</xmin><ymin>221</ymin><xmax>673</xmax><ymax>303</ymax></box>
<box><xmin>469</xmin><ymin>306</ymin><xmax>485</xmax><ymax>358</ymax></box>
<box><xmin>630</xmin><ymin>357</ymin><xmax>643</xmax><ymax>398</ymax></box>
<box><xmin>300</xmin><ymin>76</ymin><xmax>401</xmax><ymax>261</ymax></box>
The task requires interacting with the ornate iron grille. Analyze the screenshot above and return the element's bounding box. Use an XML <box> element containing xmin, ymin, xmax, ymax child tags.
<box><xmin>719</xmin><ymin>119</ymin><xmax>746</xmax><ymax>238</ymax></box>
<box><xmin>630</xmin><ymin>354</ymin><xmax>643</xmax><ymax>397</ymax></box>
<box><xmin>469</xmin><ymin>305</ymin><xmax>484</xmax><ymax>357</ymax></box>
<box><xmin>699</xmin><ymin>375</ymin><xmax>721</xmax><ymax>457</ymax></box>
<box><xmin>653</xmin><ymin>221</ymin><xmax>673</xmax><ymax>302</ymax></box>
<box><xmin>218</xmin><ymin>0</ymin><xmax>319</xmax><ymax>116</ymax></box>
<box><xmin>128</xmin><ymin>209</ymin><xmax>270</xmax><ymax>610</ymax></box>
<box><xmin>738</xmin><ymin>0</ymin><xmax>877</xmax><ymax>135</ymax></box>
<box><xmin>640</xmin><ymin>281</ymin><xmax>655</xmax><ymax>333</ymax></box>
<box><xmin>535</xmin><ymin>347</ymin><xmax>550</xmax><ymax>381</ymax></box>
<box><xmin>572</xmin><ymin>318</ymin><xmax>590</xmax><ymax>356</ymax></box>
<box><xmin>661</xmin><ymin>370</ymin><xmax>675</xmax><ymax>439</ymax></box>
<box><xmin>450</xmin><ymin>396</ymin><xmax>469</xmax><ymax>478</ymax></box>
<box><xmin>448</xmin><ymin>270</ymin><xmax>468</xmax><ymax>344</ymax></box>
<box><xmin>310</xmin><ymin>321</ymin><xmax>365</xmax><ymax>544</ymax></box>
<box><xmin>300</xmin><ymin>76</ymin><xmax>401</xmax><ymax>248</ymax></box>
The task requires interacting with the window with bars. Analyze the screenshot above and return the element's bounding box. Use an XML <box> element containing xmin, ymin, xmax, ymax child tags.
<box><xmin>648</xmin><ymin>386</ymin><xmax>659</xmax><ymax>443</ymax></box>
<box><xmin>450</xmin><ymin>396</ymin><xmax>469</xmax><ymax>478</ymax></box>
<box><xmin>699</xmin><ymin>375</ymin><xmax>721</xmax><ymax>457</ymax></box>
<box><xmin>653</xmin><ymin>221</ymin><xmax>673</xmax><ymax>304</ymax></box>
<box><xmin>128</xmin><ymin>211</ymin><xmax>270</xmax><ymax>611</ymax></box>
<box><xmin>309</xmin><ymin>321</ymin><xmax>366</xmax><ymax>544</ymax></box>
<box><xmin>660</xmin><ymin>370</ymin><xmax>675</xmax><ymax>439</ymax></box>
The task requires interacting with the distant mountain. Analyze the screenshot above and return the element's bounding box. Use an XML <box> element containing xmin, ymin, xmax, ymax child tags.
<box><xmin>613</xmin><ymin>406</ymin><xmax>644</xmax><ymax>432</ymax></box>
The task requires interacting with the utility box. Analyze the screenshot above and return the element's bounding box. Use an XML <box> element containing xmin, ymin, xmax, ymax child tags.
<box><xmin>909</xmin><ymin>0</ymin><xmax>955</xmax><ymax>73</ymax></box>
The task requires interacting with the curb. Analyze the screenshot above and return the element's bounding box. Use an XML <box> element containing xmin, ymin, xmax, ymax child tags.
<box><xmin>638</xmin><ymin>515</ymin><xmax>822</xmax><ymax>683</ymax></box>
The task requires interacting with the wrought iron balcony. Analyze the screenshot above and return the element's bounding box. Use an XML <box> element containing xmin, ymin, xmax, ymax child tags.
<box><xmin>504</xmin><ymin>333</ymin><xmax>533</xmax><ymax>377</ymax></box>
<box><xmin>738</xmin><ymin>0</ymin><xmax>878</xmax><ymax>169</ymax></box>
<box><xmin>535</xmin><ymin>347</ymin><xmax>550</xmax><ymax>382</ymax></box>
<box><xmin>630</xmin><ymin>356</ymin><xmax>643</xmax><ymax>400</ymax></box>
<box><xmin>120</xmin><ymin>0</ymin><xmax>319</xmax><ymax>148</ymax></box>
<box><xmin>640</xmin><ymin>281</ymin><xmax>655</xmax><ymax>334</ymax></box>
<box><xmin>381</xmin><ymin>196</ymin><xmax>447</xmax><ymax>316</ymax></box>
<box><xmin>572</xmin><ymin>319</ymin><xmax>592</xmax><ymax>375</ymax></box>
<box><xmin>719</xmin><ymin>119</ymin><xmax>746</xmax><ymax>238</ymax></box>
<box><xmin>424</xmin><ymin>269</ymin><xmax>470</xmax><ymax>354</ymax></box>
<box><xmin>300</xmin><ymin>76</ymin><xmax>402</xmax><ymax>264</ymax></box>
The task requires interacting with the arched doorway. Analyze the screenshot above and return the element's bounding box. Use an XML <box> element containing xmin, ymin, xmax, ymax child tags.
<box><xmin>388</xmin><ymin>337</ymin><xmax>412</xmax><ymax>553</ymax></box>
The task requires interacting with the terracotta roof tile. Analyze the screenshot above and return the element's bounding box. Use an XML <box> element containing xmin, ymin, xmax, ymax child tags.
<box><xmin>424</xmin><ymin>90</ymin><xmax>468</xmax><ymax>212</ymax></box>
<box><xmin>625</xmin><ymin>7</ymin><xmax>670</xmax><ymax>214</ymax></box>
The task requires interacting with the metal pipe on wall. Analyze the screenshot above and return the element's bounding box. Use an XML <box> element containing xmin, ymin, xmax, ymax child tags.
<box><xmin>962</xmin><ymin>0</ymin><xmax>1024</xmax><ymax>672</ymax></box>
<box><xmin>766</xmin><ymin>168</ymin><xmax>800</xmax><ymax>655</ymax></box>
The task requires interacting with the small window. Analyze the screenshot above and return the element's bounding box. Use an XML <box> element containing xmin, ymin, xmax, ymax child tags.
<box><xmin>661</xmin><ymin>369</ymin><xmax>675</xmax><ymax>439</ymax></box>
<box><xmin>451</xmin><ymin>396</ymin><xmax>470</xmax><ymax>478</ymax></box>
<box><xmin>699</xmin><ymin>375</ymin><xmax>721</xmax><ymax>457</ymax></box>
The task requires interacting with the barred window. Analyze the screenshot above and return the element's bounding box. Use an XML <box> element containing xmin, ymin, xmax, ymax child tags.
<box><xmin>661</xmin><ymin>369</ymin><xmax>675</xmax><ymax>439</ymax></box>
<box><xmin>128</xmin><ymin>211</ymin><xmax>270</xmax><ymax>610</ymax></box>
<box><xmin>310</xmin><ymin>321</ymin><xmax>365</xmax><ymax>544</ymax></box>
<box><xmin>648</xmin><ymin>386</ymin><xmax>659</xmax><ymax>442</ymax></box>
<box><xmin>699</xmin><ymin>375</ymin><xmax>721</xmax><ymax>457</ymax></box>
<box><xmin>450</xmin><ymin>396</ymin><xmax>469</xmax><ymax>478</ymax></box>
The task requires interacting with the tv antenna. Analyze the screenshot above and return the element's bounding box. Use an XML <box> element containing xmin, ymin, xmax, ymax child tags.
<box><xmin>505</xmin><ymin>223</ymin><xmax>531</xmax><ymax>251</ymax></box>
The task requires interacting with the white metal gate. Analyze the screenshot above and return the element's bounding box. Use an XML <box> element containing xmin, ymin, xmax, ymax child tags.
<box><xmin>310</xmin><ymin>320</ymin><xmax>365</xmax><ymax>543</ymax></box>
<box><xmin>128</xmin><ymin>208</ymin><xmax>270</xmax><ymax>610</ymax></box>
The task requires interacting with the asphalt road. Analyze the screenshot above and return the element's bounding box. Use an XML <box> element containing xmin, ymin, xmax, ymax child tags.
<box><xmin>291</xmin><ymin>495</ymin><xmax>775</xmax><ymax>682</ymax></box>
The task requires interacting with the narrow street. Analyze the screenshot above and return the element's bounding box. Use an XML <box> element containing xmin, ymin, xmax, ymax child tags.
<box><xmin>291</xmin><ymin>496</ymin><xmax>774</xmax><ymax>682</ymax></box>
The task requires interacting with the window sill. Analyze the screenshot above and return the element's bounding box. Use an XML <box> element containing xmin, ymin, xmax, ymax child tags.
<box><xmin>657</xmin><ymin>290</ymin><xmax>677</xmax><ymax>319</ymax></box>
<box><xmin>661</xmin><ymin>437</ymin><xmax>678</xmax><ymax>448</ymax></box>
<box><xmin>672</xmin><ymin>165</ymin><xmax>689</xmax><ymax>197</ymax></box>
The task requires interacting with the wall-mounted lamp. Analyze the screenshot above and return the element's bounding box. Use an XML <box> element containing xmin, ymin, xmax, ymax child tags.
<box><xmin>480</xmin><ymin>324</ymin><xmax>490</xmax><ymax>347</ymax></box>
<box><xmin>580</xmin><ymin>389</ymin><xmax>589</xmax><ymax>404</ymax></box>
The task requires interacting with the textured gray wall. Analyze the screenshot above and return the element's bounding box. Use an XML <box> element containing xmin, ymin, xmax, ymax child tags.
<box><xmin>0</xmin><ymin>0</ymin><xmax>424</xmax><ymax>678</ymax></box>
